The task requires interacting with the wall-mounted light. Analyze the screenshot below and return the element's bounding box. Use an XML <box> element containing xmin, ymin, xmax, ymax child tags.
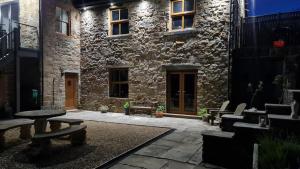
<box><xmin>83</xmin><ymin>7</ymin><xmax>87</xmax><ymax>11</ymax></box>
<box><xmin>110</xmin><ymin>3</ymin><xmax>115</xmax><ymax>6</ymax></box>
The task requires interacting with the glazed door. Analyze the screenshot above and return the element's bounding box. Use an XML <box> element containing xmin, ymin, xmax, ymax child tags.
<box><xmin>65</xmin><ymin>74</ymin><xmax>78</xmax><ymax>109</ymax></box>
<box><xmin>167</xmin><ymin>72</ymin><xmax>197</xmax><ymax>115</ymax></box>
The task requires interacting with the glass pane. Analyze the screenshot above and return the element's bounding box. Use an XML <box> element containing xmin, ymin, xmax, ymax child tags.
<box><xmin>120</xmin><ymin>9</ymin><xmax>128</xmax><ymax>20</ymax></box>
<box><xmin>121</xmin><ymin>22</ymin><xmax>129</xmax><ymax>34</ymax></box>
<box><xmin>110</xmin><ymin>70</ymin><xmax>119</xmax><ymax>82</ymax></box>
<box><xmin>184</xmin><ymin>15</ymin><xmax>194</xmax><ymax>28</ymax></box>
<box><xmin>11</xmin><ymin>3</ymin><xmax>19</xmax><ymax>21</ymax></box>
<box><xmin>62</xmin><ymin>10</ymin><xmax>69</xmax><ymax>22</ymax></box>
<box><xmin>56</xmin><ymin>21</ymin><xmax>61</xmax><ymax>33</ymax></box>
<box><xmin>172</xmin><ymin>16</ymin><xmax>182</xmax><ymax>30</ymax></box>
<box><xmin>184</xmin><ymin>74</ymin><xmax>195</xmax><ymax>112</ymax></box>
<box><xmin>120</xmin><ymin>84</ymin><xmax>128</xmax><ymax>98</ymax></box>
<box><xmin>168</xmin><ymin>74</ymin><xmax>180</xmax><ymax>112</ymax></box>
<box><xmin>56</xmin><ymin>7</ymin><xmax>61</xmax><ymax>20</ymax></box>
<box><xmin>112</xmin><ymin>24</ymin><xmax>119</xmax><ymax>35</ymax></box>
<box><xmin>112</xmin><ymin>10</ymin><xmax>119</xmax><ymax>21</ymax></box>
<box><xmin>173</xmin><ymin>1</ymin><xmax>182</xmax><ymax>13</ymax></box>
<box><xmin>184</xmin><ymin>0</ymin><xmax>194</xmax><ymax>11</ymax></box>
<box><xmin>119</xmin><ymin>69</ymin><xmax>128</xmax><ymax>81</ymax></box>
<box><xmin>110</xmin><ymin>84</ymin><xmax>120</xmax><ymax>97</ymax></box>
<box><xmin>62</xmin><ymin>22</ymin><xmax>68</xmax><ymax>34</ymax></box>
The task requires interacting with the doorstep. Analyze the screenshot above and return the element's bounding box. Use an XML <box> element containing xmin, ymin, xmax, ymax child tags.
<box><xmin>163</xmin><ymin>113</ymin><xmax>200</xmax><ymax>120</ymax></box>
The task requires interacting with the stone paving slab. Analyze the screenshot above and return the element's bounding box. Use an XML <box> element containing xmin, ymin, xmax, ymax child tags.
<box><xmin>120</xmin><ymin>154</ymin><xmax>168</xmax><ymax>169</ymax></box>
<box><xmin>109</xmin><ymin>164</ymin><xmax>143</xmax><ymax>169</ymax></box>
<box><xmin>160</xmin><ymin>144</ymin><xmax>201</xmax><ymax>162</ymax></box>
<box><xmin>161</xmin><ymin>160</ymin><xmax>196</xmax><ymax>169</ymax></box>
<box><xmin>135</xmin><ymin>144</ymin><xmax>172</xmax><ymax>157</ymax></box>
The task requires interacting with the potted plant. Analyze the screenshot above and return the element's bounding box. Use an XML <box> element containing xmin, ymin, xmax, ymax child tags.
<box><xmin>99</xmin><ymin>105</ymin><xmax>109</xmax><ymax>113</ymax></box>
<box><xmin>197</xmin><ymin>108</ymin><xmax>209</xmax><ymax>122</ymax></box>
<box><xmin>123</xmin><ymin>102</ymin><xmax>130</xmax><ymax>115</ymax></box>
<box><xmin>155</xmin><ymin>104</ymin><xmax>165</xmax><ymax>118</ymax></box>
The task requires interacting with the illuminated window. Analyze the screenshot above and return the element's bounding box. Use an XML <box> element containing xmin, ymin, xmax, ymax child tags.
<box><xmin>109</xmin><ymin>69</ymin><xmax>129</xmax><ymax>98</ymax></box>
<box><xmin>56</xmin><ymin>7</ymin><xmax>70</xmax><ymax>35</ymax></box>
<box><xmin>110</xmin><ymin>8</ymin><xmax>129</xmax><ymax>35</ymax></box>
<box><xmin>171</xmin><ymin>0</ymin><xmax>195</xmax><ymax>30</ymax></box>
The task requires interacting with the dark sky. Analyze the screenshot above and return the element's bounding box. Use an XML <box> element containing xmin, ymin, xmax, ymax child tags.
<box><xmin>248</xmin><ymin>0</ymin><xmax>300</xmax><ymax>16</ymax></box>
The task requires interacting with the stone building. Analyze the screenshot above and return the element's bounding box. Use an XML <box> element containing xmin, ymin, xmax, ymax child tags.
<box><xmin>0</xmin><ymin>0</ymin><xmax>232</xmax><ymax>116</ymax></box>
<box><xmin>78</xmin><ymin>0</ymin><xmax>231</xmax><ymax>115</ymax></box>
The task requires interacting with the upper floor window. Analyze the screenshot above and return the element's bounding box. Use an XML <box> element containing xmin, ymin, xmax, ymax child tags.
<box><xmin>110</xmin><ymin>8</ymin><xmax>129</xmax><ymax>35</ymax></box>
<box><xmin>56</xmin><ymin>7</ymin><xmax>70</xmax><ymax>35</ymax></box>
<box><xmin>109</xmin><ymin>68</ymin><xmax>129</xmax><ymax>98</ymax></box>
<box><xmin>171</xmin><ymin>0</ymin><xmax>195</xmax><ymax>30</ymax></box>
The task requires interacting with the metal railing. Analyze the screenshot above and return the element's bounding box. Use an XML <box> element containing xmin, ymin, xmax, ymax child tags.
<box><xmin>0</xmin><ymin>28</ymin><xmax>18</xmax><ymax>64</ymax></box>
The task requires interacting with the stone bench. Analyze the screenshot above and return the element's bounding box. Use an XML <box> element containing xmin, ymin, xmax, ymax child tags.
<box><xmin>48</xmin><ymin>118</ymin><xmax>83</xmax><ymax>132</ymax></box>
<box><xmin>32</xmin><ymin>125</ymin><xmax>87</xmax><ymax>147</ymax></box>
<box><xmin>129</xmin><ymin>101</ymin><xmax>156</xmax><ymax>115</ymax></box>
<box><xmin>220</xmin><ymin>114</ymin><xmax>244</xmax><ymax>132</ymax></box>
<box><xmin>0</xmin><ymin>118</ymin><xmax>34</xmax><ymax>148</ymax></box>
<box><xmin>202</xmin><ymin>130</ymin><xmax>236</xmax><ymax>168</ymax></box>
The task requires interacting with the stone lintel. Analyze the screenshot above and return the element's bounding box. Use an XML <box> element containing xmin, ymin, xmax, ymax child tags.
<box><xmin>161</xmin><ymin>64</ymin><xmax>200</xmax><ymax>72</ymax></box>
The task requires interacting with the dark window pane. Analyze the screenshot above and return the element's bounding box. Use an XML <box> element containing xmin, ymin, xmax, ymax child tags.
<box><xmin>172</xmin><ymin>16</ymin><xmax>182</xmax><ymax>30</ymax></box>
<box><xmin>173</xmin><ymin>1</ymin><xmax>182</xmax><ymax>13</ymax></box>
<box><xmin>184</xmin><ymin>0</ymin><xmax>194</xmax><ymax>12</ymax></box>
<box><xmin>121</xmin><ymin>22</ymin><xmax>129</xmax><ymax>34</ymax></box>
<box><xmin>111</xmin><ymin>70</ymin><xmax>119</xmax><ymax>81</ymax></box>
<box><xmin>184</xmin><ymin>15</ymin><xmax>194</xmax><ymax>28</ymax></box>
<box><xmin>120</xmin><ymin>9</ymin><xmax>128</xmax><ymax>20</ymax></box>
<box><xmin>119</xmin><ymin>69</ymin><xmax>128</xmax><ymax>81</ymax></box>
<box><xmin>110</xmin><ymin>84</ymin><xmax>120</xmax><ymax>97</ymax></box>
<box><xmin>11</xmin><ymin>3</ymin><xmax>19</xmax><ymax>21</ymax></box>
<box><xmin>112</xmin><ymin>10</ymin><xmax>119</xmax><ymax>21</ymax></box>
<box><xmin>112</xmin><ymin>24</ymin><xmax>119</xmax><ymax>35</ymax></box>
<box><xmin>120</xmin><ymin>84</ymin><xmax>128</xmax><ymax>98</ymax></box>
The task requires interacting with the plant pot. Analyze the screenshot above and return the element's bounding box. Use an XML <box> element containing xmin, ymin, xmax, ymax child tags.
<box><xmin>124</xmin><ymin>108</ymin><xmax>129</xmax><ymax>115</ymax></box>
<box><xmin>155</xmin><ymin>111</ymin><xmax>164</xmax><ymax>118</ymax></box>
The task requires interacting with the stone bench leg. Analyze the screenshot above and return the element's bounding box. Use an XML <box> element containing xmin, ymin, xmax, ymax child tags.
<box><xmin>50</xmin><ymin>122</ymin><xmax>62</xmax><ymax>132</ymax></box>
<box><xmin>71</xmin><ymin>129</ymin><xmax>86</xmax><ymax>146</ymax></box>
<box><xmin>20</xmin><ymin>124</ymin><xmax>32</xmax><ymax>139</ymax></box>
<box><xmin>0</xmin><ymin>131</ymin><xmax>5</xmax><ymax>149</ymax></box>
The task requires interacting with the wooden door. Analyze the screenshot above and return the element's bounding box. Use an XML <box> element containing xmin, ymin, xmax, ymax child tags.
<box><xmin>167</xmin><ymin>71</ymin><xmax>197</xmax><ymax>115</ymax></box>
<box><xmin>65</xmin><ymin>74</ymin><xmax>78</xmax><ymax>109</ymax></box>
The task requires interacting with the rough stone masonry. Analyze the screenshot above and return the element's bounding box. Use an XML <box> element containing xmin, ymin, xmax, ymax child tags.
<box><xmin>80</xmin><ymin>0</ymin><xmax>230</xmax><ymax>113</ymax></box>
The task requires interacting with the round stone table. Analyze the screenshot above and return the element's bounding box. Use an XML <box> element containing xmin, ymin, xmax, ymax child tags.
<box><xmin>15</xmin><ymin>110</ymin><xmax>66</xmax><ymax>134</ymax></box>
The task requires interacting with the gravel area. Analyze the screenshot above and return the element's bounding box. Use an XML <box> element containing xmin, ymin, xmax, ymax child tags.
<box><xmin>0</xmin><ymin>121</ymin><xmax>171</xmax><ymax>169</ymax></box>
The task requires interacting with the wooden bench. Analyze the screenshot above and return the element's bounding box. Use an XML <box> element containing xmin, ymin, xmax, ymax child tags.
<box><xmin>32</xmin><ymin>125</ymin><xmax>87</xmax><ymax>147</ymax></box>
<box><xmin>0</xmin><ymin>118</ymin><xmax>34</xmax><ymax>148</ymax></box>
<box><xmin>129</xmin><ymin>101</ymin><xmax>156</xmax><ymax>115</ymax></box>
<box><xmin>48</xmin><ymin>118</ymin><xmax>83</xmax><ymax>132</ymax></box>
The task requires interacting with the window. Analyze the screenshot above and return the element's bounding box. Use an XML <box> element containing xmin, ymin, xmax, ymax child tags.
<box><xmin>171</xmin><ymin>0</ymin><xmax>195</xmax><ymax>30</ymax></box>
<box><xmin>110</xmin><ymin>8</ymin><xmax>129</xmax><ymax>35</ymax></box>
<box><xmin>56</xmin><ymin>7</ymin><xmax>70</xmax><ymax>35</ymax></box>
<box><xmin>109</xmin><ymin>69</ymin><xmax>129</xmax><ymax>98</ymax></box>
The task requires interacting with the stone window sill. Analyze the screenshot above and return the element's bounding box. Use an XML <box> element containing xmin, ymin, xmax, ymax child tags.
<box><xmin>163</xmin><ymin>29</ymin><xmax>198</xmax><ymax>37</ymax></box>
<box><xmin>108</xmin><ymin>97</ymin><xmax>129</xmax><ymax>100</ymax></box>
<box><xmin>107</xmin><ymin>34</ymin><xmax>132</xmax><ymax>40</ymax></box>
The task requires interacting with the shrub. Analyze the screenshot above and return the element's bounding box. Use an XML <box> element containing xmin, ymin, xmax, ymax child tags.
<box><xmin>156</xmin><ymin>104</ymin><xmax>166</xmax><ymax>112</ymax></box>
<box><xmin>259</xmin><ymin>136</ymin><xmax>300</xmax><ymax>169</ymax></box>
<box><xmin>123</xmin><ymin>102</ymin><xmax>130</xmax><ymax>109</ymax></box>
<box><xmin>197</xmin><ymin>108</ymin><xmax>208</xmax><ymax>119</ymax></box>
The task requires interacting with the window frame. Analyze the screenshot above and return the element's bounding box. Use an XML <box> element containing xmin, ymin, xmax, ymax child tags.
<box><xmin>109</xmin><ymin>68</ymin><xmax>129</xmax><ymax>98</ymax></box>
<box><xmin>56</xmin><ymin>6</ymin><xmax>71</xmax><ymax>36</ymax></box>
<box><xmin>170</xmin><ymin>0</ymin><xmax>195</xmax><ymax>31</ymax></box>
<box><xmin>109</xmin><ymin>8</ymin><xmax>129</xmax><ymax>36</ymax></box>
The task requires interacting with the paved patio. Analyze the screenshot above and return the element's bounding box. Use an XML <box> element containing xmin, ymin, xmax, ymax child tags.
<box><xmin>63</xmin><ymin>111</ymin><xmax>224</xmax><ymax>169</ymax></box>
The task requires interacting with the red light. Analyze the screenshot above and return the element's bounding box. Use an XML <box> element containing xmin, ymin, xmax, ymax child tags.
<box><xmin>273</xmin><ymin>40</ymin><xmax>285</xmax><ymax>48</ymax></box>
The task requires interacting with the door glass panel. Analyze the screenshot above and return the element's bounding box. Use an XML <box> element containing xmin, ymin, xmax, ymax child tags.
<box><xmin>184</xmin><ymin>74</ymin><xmax>196</xmax><ymax>112</ymax></box>
<box><xmin>168</xmin><ymin>74</ymin><xmax>180</xmax><ymax>112</ymax></box>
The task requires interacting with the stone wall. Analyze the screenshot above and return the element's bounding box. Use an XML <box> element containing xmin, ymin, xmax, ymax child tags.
<box><xmin>42</xmin><ymin>0</ymin><xmax>81</xmax><ymax>108</ymax></box>
<box><xmin>80</xmin><ymin>0</ymin><xmax>230</xmax><ymax>112</ymax></box>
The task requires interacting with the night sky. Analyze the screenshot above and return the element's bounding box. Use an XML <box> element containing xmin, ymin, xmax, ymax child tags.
<box><xmin>248</xmin><ymin>0</ymin><xmax>300</xmax><ymax>16</ymax></box>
